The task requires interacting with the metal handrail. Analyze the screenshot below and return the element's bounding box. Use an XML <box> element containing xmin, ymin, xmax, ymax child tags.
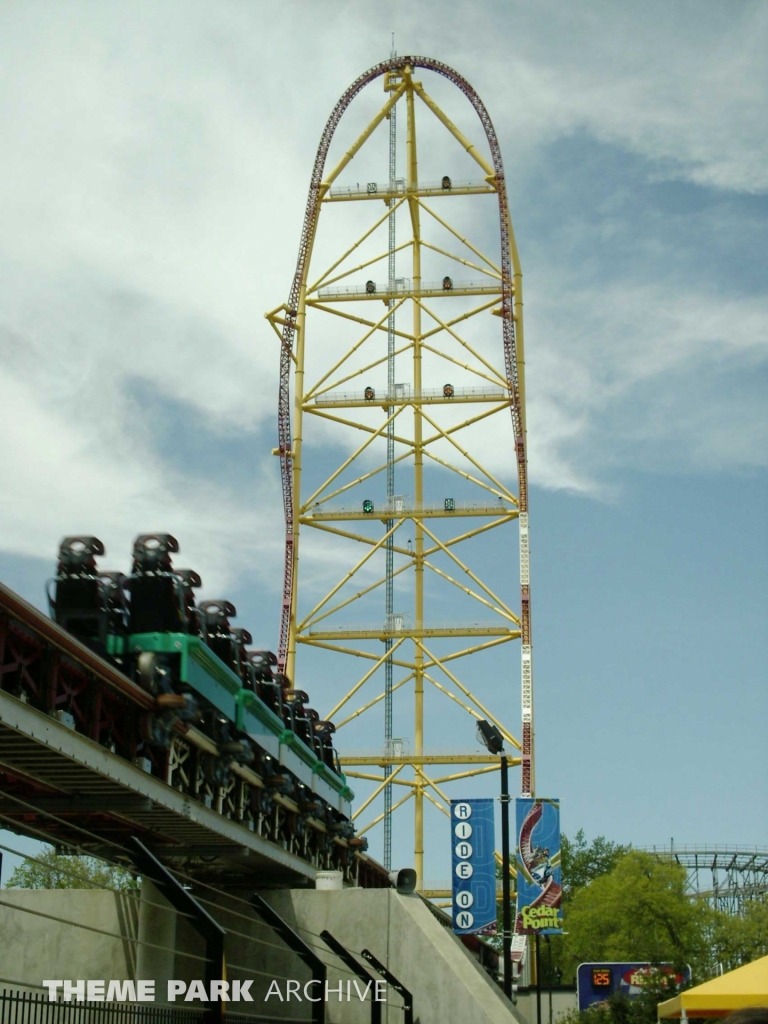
<box><xmin>641</xmin><ymin>844</ymin><xmax>768</xmax><ymax>855</ymax></box>
<box><xmin>328</xmin><ymin>179</ymin><xmax>492</xmax><ymax>197</ymax></box>
<box><xmin>316</xmin><ymin>279</ymin><xmax>501</xmax><ymax>298</ymax></box>
<box><xmin>127</xmin><ymin>838</ymin><xmax>226</xmax><ymax>1024</ymax></box>
<box><xmin>320</xmin><ymin>931</ymin><xmax>381</xmax><ymax>1024</ymax></box>
<box><xmin>307</xmin><ymin>499</ymin><xmax>512</xmax><ymax>515</ymax></box>
<box><xmin>249</xmin><ymin>895</ymin><xmax>326</xmax><ymax>1024</ymax></box>
<box><xmin>313</xmin><ymin>385</ymin><xmax>507</xmax><ymax>404</ymax></box>
<box><xmin>307</xmin><ymin>618</ymin><xmax>512</xmax><ymax>634</ymax></box>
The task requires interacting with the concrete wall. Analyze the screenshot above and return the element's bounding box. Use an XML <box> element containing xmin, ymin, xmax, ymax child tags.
<box><xmin>257</xmin><ymin>888</ymin><xmax>525</xmax><ymax>1024</ymax></box>
<box><xmin>0</xmin><ymin>886</ymin><xmax>527</xmax><ymax>1024</ymax></box>
<box><xmin>0</xmin><ymin>884</ymin><xmax>293</xmax><ymax>1010</ymax></box>
<box><xmin>199</xmin><ymin>888</ymin><xmax>312</xmax><ymax>1021</ymax></box>
<box><xmin>514</xmin><ymin>989</ymin><xmax>577</xmax><ymax>1024</ymax></box>
<box><xmin>0</xmin><ymin>890</ymin><xmax>138</xmax><ymax>991</ymax></box>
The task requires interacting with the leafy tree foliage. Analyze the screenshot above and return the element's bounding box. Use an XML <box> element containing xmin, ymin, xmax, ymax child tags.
<box><xmin>494</xmin><ymin>830</ymin><xmax>631</xmax><ymax>969</ymax></box>
<box><xmin>532</xmin><ymin>831</ymin><xmax>632</xmax><ymax>986</ymax></box>
<box><xmin>711</xmin><ymin>896</ymin><xmax>768</xmax><ymax>972</ymax></box>
<box><xmin>507</xmin><ymin>826</ymin><xmax>766</xmax><ymax>1017</ymax></box>
<box><xmin>6</xmin><ymin>847</ymin><xmax>137</xmax><ymax>890</ymax></box>
<box><xmin>561</xmin><ymin>830</ymin><xmax>631</xmax><ymax>900</ymax></box>
<box><xmin>542</xmin><ymin>891</ymin><xmax>768</xmax><ymax>1024</ymax></box>
<box><xmin>560</xmin><ymin>851</ymin><xmax>711</xmax><ymax>979</ymax></box>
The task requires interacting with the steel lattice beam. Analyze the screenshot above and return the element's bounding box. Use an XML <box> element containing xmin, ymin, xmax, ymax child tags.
<box><xmin>267</xmin><ymin>56</ymin><xmax>536</xmax><ymax>884</ymax></box>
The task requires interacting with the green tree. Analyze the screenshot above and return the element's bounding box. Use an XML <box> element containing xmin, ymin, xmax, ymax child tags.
<box><xmin>711</xmin><ymin>896</ymin><xmax>768</xmax><ymax>972</ymax></box>
<box><xmin>556</xmin><ymin>894</ymin><xmax>768</xmax><ymax>1024</ymax></box>
<box><xmin>526</xmin><ymin>831</ymin><xmax>630</xmax><ymax>986</ymax></box>
<box><xmin>512</xmin><ymin>829</ymin><xmax>766</xmax><ymax>1019</ymax></box>
<box><xmin>493</xmin><ymin>830</ymin><xmax>630</xmax><ymax>973</ymax></box>
<box><xmin>499</xmin><ymin>829</ymin><xmax>768</xmax><ymax>996</ymax></box>
<box><xmin>561</xmin><ymin>830</ymin><xmax>631</xmax><ymax>900</ymax></box>
<box><xmin>560</xmin><ymin>851</ymin><xmax>713</xmax><ymax>981</ymax></box>
<box><xmin>6</xmin><ymin>847</ymin><xmax>137</xmax><ymax>890</ymax></box>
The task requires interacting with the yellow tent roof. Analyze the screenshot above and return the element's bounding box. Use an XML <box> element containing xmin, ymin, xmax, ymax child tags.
<box><xmin>658</xmin><ymin>956</ymin><xmax>768</xmax><ymax>1018</ymax></box>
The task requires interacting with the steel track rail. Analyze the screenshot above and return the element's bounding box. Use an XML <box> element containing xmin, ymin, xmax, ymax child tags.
<box><xmin>0</xmin><ymin>581</ymin><xmax>154</xmax><ymax>710</ymax></box>
<box><xmin>0</xmin><ymin>579</ymin><xmax>389</xmax><ymax>887</ymax></box>
<box><xmin>0</xmin><ymin>689</ymin><xmax>315</xmax><ymax>882</ymax></box>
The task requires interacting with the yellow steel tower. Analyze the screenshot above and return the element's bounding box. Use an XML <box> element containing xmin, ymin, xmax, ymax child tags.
<box><xmin>267</xmin><ymin>57</ymin><xmax>534</xmax><ymax>890</ymax></box>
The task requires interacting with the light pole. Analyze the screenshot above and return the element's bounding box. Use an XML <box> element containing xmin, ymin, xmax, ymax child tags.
<box><xmin>535</xmin><ymin>931</ymin><xmax>542</xmax><ymax>1024</ymax></box>
<box><xmin>476</xmin><ymin>720</ymin><xmax>512</xmax><ymax>1000</ymax></box>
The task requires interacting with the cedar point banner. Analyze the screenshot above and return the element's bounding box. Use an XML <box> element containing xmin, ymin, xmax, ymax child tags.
<box><xmin>515</xmin><ymin>797</ymin><xmax>564</xmax><ymax>934</ymax></box>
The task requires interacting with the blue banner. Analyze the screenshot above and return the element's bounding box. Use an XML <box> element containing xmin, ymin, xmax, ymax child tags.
<box><xmin>451</xmin><ymin>798</ymin><xmax>496</xmax><ymax>935</ymax></box>
<box><xmin>515</xmin><ymin>797</ymin><xmax>563</xmax><ymax>934</ymax></box>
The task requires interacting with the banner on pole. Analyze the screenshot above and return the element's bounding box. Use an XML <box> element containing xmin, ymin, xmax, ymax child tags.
<box><xmin>451</xmin><ymin>798</ymin><xmax>496</xmax><ymax>935</ymax></box>
<box><xmin>515</xmin><ymin>798</ymin><xmax>563</xmax><ymax>934</ymax></box>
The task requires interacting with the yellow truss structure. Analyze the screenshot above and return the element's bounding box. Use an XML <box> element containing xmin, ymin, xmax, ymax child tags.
<box><xmin>266</xmin><ymin>57</ymin><xmax>534</xmax><ymax>888</ymax></box>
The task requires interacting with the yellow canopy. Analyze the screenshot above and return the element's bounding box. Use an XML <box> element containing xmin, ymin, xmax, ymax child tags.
<box><xmin>658</xmin><ymin>956</ymin><xmax>768</xmax><ymax>1018</ymax></box>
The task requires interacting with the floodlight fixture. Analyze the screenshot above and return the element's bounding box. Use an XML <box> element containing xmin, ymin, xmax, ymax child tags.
<box><xmin>476</xmin><ymin>718</ymin><xmax>504</xmax><ymax>754</ymax></box>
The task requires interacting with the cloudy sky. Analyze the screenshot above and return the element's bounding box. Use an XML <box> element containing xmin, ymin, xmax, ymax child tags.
<box><xmin>1</xmin><ymin>0</ymin><xmax>766</xmax><ymax>884</ymax></box>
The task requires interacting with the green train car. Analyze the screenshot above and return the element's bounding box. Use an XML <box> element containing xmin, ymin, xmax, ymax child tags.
<box><xmin>50</xmin><ymin>534</ymin><xmax>356</xmax><ymax>837</ymax></box>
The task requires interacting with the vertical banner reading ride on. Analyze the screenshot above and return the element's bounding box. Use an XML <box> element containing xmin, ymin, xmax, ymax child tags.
<box><xmin>451</xmin><ymin>798</ymin><xmax>496</xmax><ymax>935</ymax></box>
<box><xmin>515</xmin><ymin>798</ymin><xmax>564</xmax><ymax>934</ymax></box>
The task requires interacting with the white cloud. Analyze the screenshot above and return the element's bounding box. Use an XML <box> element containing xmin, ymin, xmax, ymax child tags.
<box><xmin>526</xmin><ymin>278</ymin><xmax>768</xmax><ymax>489</ymax></box>
<box><xmin>0</xmin><ymin>0</ymin><xmax>765</xmax><ymax>581</ymax></box>
<box><xmin>455</xmin><ymin>0</ymin><xmax>768</xmax><ymax>194</ymax></box>
<box><xmin>0</xmin><ymin>366</ymin><xmax>283</xmax><ymax>587</ymax></box>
